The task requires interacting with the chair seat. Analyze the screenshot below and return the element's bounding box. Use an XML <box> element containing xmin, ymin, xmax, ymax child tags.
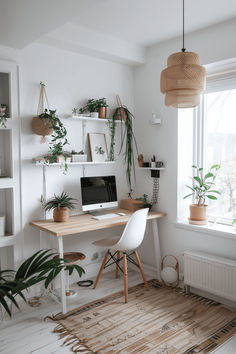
<box><xmin>93</xmin><ymin>237</ymin><xmax>119</xmax><ymax>248</ymax></box>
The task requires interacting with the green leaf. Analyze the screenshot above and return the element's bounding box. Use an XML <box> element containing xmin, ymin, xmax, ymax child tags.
<box><xmin>192</xmin><ymin>165</ymin><xmax>197</xmax><ymax>168</ymax></box>
<box><xmin>207</xmin><ymin>190</ymin><xmax>221</xmax><ymax>194</ymax></box>
<box><xmin>232</xmin><ymin>219</ymin><xmax>236</xmax><ymax>226</ymax></box>
<box><xmin>185</xmin><ymin>185</ymin><xmax>195</xmax><ymax>192</ymax></box>
<box><xmin>210</xmin><ymin>164</ymin><xmax>220</xmax><ymax>170</ymax></box>
<box><xmin>198</xmin><ymin>167</ymin><xmax>203</xmax><ymax>171</ymax></box>
<box><xmin>193</xmin><ymin>176</ymin><xmax>202</xmax><ymax>186</ymax></box>
<box><xmin>206</xmin><ymin>195</ymin><xmax>217</xmax><ymax>200</ymax></box>
<box><xmin>204</xmin><ymin>172</ymin><xmax>214</xmax><ymax>179</ymax></box>
<box><xmin>183</xmin><ymin>193</ymin><xmax>194</xmax><ymax>200</ymax></box>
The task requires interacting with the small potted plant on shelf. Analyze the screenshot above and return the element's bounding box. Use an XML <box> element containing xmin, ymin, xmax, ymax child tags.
<box><xmin>151</xmin><ymin>155</ymin><xmax>156</xmax><ymax>168</ymax></box>
<box><xmin>71</xmin><ymin>150</ymin><xmax>87</xmax><ymax>163</ymax></box>
<box><xmin>43</xmin><ymin>192</ymin><xmax>77</xmax><ymax>222</ymax></box>
<box><xmin>77</xmin><ymin>98</ymin><xmax>109</xmax><ymax>119</ymax></box>
<box><xmin>96</xmin><ymin>97</ymin><xmax>108</xmax><ymax>119</ymax></box>
<box><xmin>184</xmin><ymin>164</ymin><xmax>221</xmax><ymax>225</ymax></box>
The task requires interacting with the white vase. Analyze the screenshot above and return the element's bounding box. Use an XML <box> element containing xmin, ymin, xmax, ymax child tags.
<box><xmin>151</xmin><ymin>162</ymin><xmax>156</xmax><ymax>168</ymax></box>
<box><xmin>90</xmin><ymin>112</ymin><xmax>99</xmax><ymax>118</ymax></box>
<box><xmin>72</xmin><ymin>154</ymin><xmax>87</xmax><ymax>163</ymax></box>
<box><xmin>0</xmin><ymin>216</ymin><xmax>6</xmax><ymax>236</ymax></box>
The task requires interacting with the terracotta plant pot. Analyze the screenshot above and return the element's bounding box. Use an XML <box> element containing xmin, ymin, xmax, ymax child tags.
<box><xmin>32</xmin><ymin>116</ymin><xmax>53</xmax><ymax>136</ymax></box>
<box><xmin>189</xmin><ymin>204</ymin><xmax>208</xmax><ymax>225</ymax></box>
<box><xmin>98</xmin><ymin>106</ymin><xmax>107</xmax><ymax>119</ymax></box>
<box><xmin>53</xmin><ymin>207</ymin><xmax>69</xmax><ymax>222</ymax></box>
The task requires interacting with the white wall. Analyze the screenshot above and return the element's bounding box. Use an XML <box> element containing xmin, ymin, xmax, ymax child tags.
<box><xmin>134</xmin><ymin>19</ymin><xmax>236</xmax><ymax>272</ymax></box>
<box><xmin>0</xmin><ymin>42</ymin><xmax>134</xmax><ymax>273</ymax></box>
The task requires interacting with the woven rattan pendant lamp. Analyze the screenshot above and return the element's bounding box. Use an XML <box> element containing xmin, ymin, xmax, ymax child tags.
<box><xmin>160</xmin><ymin>0</ymin><xmax>206</xmax><ymax>108</ymax></box>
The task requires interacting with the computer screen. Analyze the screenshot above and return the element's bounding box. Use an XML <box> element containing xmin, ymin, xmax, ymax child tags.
<box><xmin>80</xmin><ymin>176</ymin><xmax>118</xmax><ymax>211</ymax></box>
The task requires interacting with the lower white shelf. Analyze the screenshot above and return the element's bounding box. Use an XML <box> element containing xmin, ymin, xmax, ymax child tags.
<box><xmin>0</xmin><ymin>235</ymin><xmax>15</xmax><ymax>247</ymax></box>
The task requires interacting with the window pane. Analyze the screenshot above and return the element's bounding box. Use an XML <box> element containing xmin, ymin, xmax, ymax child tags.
<box><xmin>205</xmin><ymin>89</ymin><xmax>236</xmax><ymax>222</ymax></box>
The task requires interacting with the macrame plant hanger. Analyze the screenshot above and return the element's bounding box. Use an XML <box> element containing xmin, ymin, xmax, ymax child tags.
<box><xmin>32</xmin><ymin>82</ymin><xmax>53</xmax><ymax>143</ymax></box>
<box><xmin>38</xmin><ymin>82</ymin><xmax>50</xmax><ymax>143</ymax></box>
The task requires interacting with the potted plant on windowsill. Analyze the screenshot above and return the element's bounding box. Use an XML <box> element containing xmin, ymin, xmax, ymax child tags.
<box><xmin>184</xmin><ymin>164</ymin><xmax>221</xmax><ymax>225</ymax></box>
<box><xmin>43</xmin><ymin>192</ymin><xmax>77</xmax><ymax>222</ymax></box>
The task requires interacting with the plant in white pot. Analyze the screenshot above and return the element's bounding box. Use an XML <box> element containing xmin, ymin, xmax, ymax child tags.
<box><xmin>184</xmin><ymin>164</ymin><xmax>221</xmax><ymax>225</ymax></box>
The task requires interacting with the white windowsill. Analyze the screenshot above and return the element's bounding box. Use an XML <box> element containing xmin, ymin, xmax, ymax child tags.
<box><xmin>175</xmin><ymin>219</ymin><xmax>236</xmax><ymax>240</ymax></box>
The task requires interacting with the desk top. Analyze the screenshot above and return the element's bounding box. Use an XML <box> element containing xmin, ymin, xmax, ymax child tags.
<box><xmin>29</xmin><ymin>208</ymin><xmax>166</xmax><ymax>237</ymax></box>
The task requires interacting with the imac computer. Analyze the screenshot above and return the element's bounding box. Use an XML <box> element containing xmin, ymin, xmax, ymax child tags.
<box><xmin>80</xmin><ymin>176</ymin><xmax>118</xmax><ymax>218</ymax></box>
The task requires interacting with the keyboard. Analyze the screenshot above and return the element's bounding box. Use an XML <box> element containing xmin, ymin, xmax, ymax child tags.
<box><xmin>92</xmin><ymin>213</ymin><xmax>120</xmax><ymax>220</ymax></box>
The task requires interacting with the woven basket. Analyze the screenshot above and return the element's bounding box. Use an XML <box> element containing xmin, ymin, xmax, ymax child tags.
<box><xmin>32</xmin><ymin>116</ymin><xmax>53</xmax><ymax>136</ymax></box>
<box><xmin>53</xmin><ymin>207</ymin><xmax>69</xmax><ymax>222</ymax></box>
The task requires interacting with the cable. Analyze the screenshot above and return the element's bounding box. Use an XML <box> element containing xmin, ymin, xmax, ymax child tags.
<box><xmin>182</xmin><ymin>0</ymin><xmax>186</xmax><ymax>52</ymax></box>
<box><xmin>151</xmin><ymin>178</ymin><xmax>159</xmax><ymax>205</ymax></box>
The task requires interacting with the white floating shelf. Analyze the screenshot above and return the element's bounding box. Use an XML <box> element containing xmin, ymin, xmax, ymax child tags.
<box><xmin>34</xmin><ymin>161</ymin><xmax>116</xmax><ymax>166</ymax></box>
<box><xmin>70</xmin><ymin>115</ymin><xmax>124</xmax><ymax>123</ymax></box>
<box><xmin>0</xmin><ymin>235</ymin><xmax>15</xmax><ymax>247</ymax></box>
<box><xmin>138</xmin><ymin>167</ymin><xmax>165</xmax><ymax>171</ymax></box>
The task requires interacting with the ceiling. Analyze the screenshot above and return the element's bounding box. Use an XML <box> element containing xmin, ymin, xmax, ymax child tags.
<box><xmin>71</xmin><ymin>0</ymin><xmax>236</xmax><ymax>46</ymax></box>
<box><xmin>1</xmin><ymin>0</ymin><xmax>236</xmax><ymax>63</ymax></box>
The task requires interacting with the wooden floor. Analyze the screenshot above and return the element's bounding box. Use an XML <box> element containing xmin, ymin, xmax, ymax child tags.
<box><xmin>0</xmin><ymin>270</ymin><xmax>234</xmax><ymax>354</ymax></box>
<box><xmin>0</xmin><ymin>270</ymin><xmax>151</xmax><ymax>354</ymax></box>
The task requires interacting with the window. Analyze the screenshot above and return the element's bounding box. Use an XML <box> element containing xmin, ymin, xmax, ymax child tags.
<box><xmin>178</xmin><ymin>68</ymin><xmax>236</xmax><ymax>225</ymax></box>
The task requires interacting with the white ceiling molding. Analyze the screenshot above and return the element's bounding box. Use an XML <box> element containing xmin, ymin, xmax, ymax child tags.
<box><xmin>38</xmin><ymin>23</ymin><xmax>146</xmax><ymax>65</ymax></box>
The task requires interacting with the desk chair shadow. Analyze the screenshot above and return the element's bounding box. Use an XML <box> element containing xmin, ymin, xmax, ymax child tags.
<box><xmin>92</xmin><ymin>208</ymin><xmax>149</xmax><ymax>302</ymax></box>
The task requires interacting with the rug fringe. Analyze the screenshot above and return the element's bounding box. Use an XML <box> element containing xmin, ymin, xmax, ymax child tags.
<box><xmin>52</xmin><ymin>323</ymin><xmax>94</xmax><ymax>353</ymax></box>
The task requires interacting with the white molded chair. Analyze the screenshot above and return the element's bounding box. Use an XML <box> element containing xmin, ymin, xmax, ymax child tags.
<box><xmin>92</xmin><ymin>208</ymin><xmax>149</xmax><ymax>302</ymax></box>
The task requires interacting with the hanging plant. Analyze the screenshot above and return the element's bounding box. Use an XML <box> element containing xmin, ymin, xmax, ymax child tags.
<box><xmin>113</xmin><ymin>96</ymin><xmax>138</xmax><ymax>196</ymax></box>
<box><xmin>32</xmin><ymin>82</ymin><xmax>54</xmax><ymax>142</ymax></box>
<box><xmin>38</xmin><ymin>109</ymin><xmax>68</xmax><ymax>163</ymax></box>
<box><xmin>107</xmin><ymin>117</ymin><xmax>117</xmax><ymax>161</ymax></box>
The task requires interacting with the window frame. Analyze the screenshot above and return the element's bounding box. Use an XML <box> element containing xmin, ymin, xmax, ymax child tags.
<box><xmin>193</xmin><ymin>71</ymin><xmax>236</xmax><ymax>225</ymax></box>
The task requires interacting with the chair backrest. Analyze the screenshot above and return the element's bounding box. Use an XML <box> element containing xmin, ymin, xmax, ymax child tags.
<box><xmin>115</xmin><ymin>208</ymin><xmax>149</xmax><ymax>251</ymax></box>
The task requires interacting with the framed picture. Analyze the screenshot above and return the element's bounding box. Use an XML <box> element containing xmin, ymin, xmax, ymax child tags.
<box><xmin>88</xmin><ymin>133</ymin><xmax>108</xmax><ymax>162</ymax></box>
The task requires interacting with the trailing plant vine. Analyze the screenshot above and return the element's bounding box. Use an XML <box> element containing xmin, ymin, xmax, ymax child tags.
<box><xmin>38</xmin><ymin>109</ymin><xmax>69</xmax><ymax>171</ymax></box>
<box><xmin>113</xmin><ymin>106</ymin><xmax>138</xmax><ymax>196</ymax></box>
<box><xmin>107</xmin><ymin>117</ymin><xmax>117</xmax><ymax>161</ymax></box>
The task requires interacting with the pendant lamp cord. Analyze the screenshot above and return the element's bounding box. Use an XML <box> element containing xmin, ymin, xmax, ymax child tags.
<box><xmin>182</xmin><ymin>0</ymin><xmax>186</xmax><ymax>52</ymax></box>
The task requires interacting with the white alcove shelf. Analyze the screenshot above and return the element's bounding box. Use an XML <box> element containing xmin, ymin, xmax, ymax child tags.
<box><xmin>0</xmin><ymin>187</ymin><xmax>14</xmax><ymax>236</ymax></box>
<box><xmin>0</xmin><ymin>129</ymin><xmax>12</xmax><ymax>178</ymax></box>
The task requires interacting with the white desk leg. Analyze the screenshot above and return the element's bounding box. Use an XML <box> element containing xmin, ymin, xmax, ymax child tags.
<box><xmin>152</xmin><ymin>219</ymin><xmax>161</xmax><ymax>281</ymax></box>
<box><xmin>57</xmin><ymin>236</ymin><xmax>67</xmax><ymax>314</ymax></box>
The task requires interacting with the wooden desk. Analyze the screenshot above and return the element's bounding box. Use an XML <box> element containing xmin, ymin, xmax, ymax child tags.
<box><xmin>30</xmin><ymin>208</ymin><xmax>166</xmax><ymax>313</ymax></box>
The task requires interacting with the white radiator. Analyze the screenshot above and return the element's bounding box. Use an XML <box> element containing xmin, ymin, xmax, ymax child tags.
<box><xmin>184</xmin><ymin>251</ymin><xmax>236</xmax><ymax>302</ymax></box>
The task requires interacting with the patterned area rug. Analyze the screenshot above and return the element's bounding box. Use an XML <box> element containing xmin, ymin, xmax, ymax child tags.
<box><xmin>47</xmin><ymin>280</ymin><xmax>236</xmax><ymax>353</ymax></box>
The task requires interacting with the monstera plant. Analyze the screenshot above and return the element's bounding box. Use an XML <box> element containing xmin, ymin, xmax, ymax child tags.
<box><xmin>0</xmin><ymin>249</ymin><xmax>84</xmax><ymax>317</ymax></box>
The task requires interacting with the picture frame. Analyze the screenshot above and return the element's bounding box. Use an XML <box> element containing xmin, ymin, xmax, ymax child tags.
<box><xmin>88</xmin><ymin>133</ymin><xmax>108</xmax><ymax>162</ymax></box>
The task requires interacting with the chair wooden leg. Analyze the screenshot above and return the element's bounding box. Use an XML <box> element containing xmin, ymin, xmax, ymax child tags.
<box><xmin>115</xmin><ymin>251</ymin><xmax>120</xmax><ymax>278</ymax></box>
<box><xmin>123</xmin><ymin>252</ymin><xmax>128</xmax><ymax>303</ymax></box>
<box><xmin>134</xmin><ymin>250</ymin><xmax>149</xmax><ymax>290</ymax></box>
<box><xmin>93</xmin><ymin>250</ymin><xmax>109</xmax><ymax>289</ymax></box>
